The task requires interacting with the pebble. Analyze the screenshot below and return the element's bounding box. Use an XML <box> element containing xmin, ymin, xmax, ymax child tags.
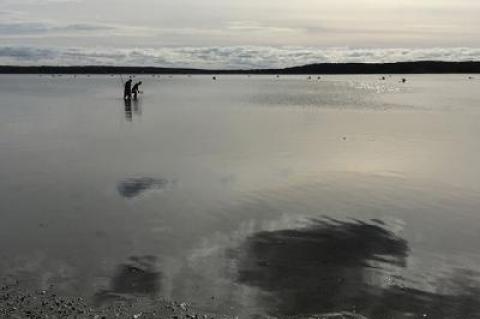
<box><xmin>0</xmin><ymin>279</ymin><xmax>232</xmax><ymax>319</ymax></box>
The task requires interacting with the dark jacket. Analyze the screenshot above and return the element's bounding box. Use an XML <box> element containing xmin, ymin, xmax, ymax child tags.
<box><xmin>124</xmin><ymin>80</ymin><xmax>132</xmax><ymax>96</ymax></box>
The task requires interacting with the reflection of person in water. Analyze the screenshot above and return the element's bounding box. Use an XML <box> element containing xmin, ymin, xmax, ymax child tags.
<box><xmin>132</xmin><ymin>81</ymin><xmax>143</xmax><ymax>100</ymax></box>
<box><xmin>133</xmin><ymin>98</ymin><xmax>142</xmax><ymax>116</ymax></box>
<box><xmin>124</xmin><ymin>79</ymin><xmax>132</xmax><ymax>100</ymax></box>
<box><xmin>124</xmin><ymin>98</ymin><xmax>132</xmax><ymax>121</ymax></box>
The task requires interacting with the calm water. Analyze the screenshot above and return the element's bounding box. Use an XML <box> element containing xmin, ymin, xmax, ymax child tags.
<box><xmin>1</xmin><ymin>74</ymin><xmax>480</xmax><ymax>318</ymax></box>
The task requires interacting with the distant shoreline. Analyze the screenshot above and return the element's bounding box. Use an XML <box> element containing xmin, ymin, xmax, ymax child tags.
<box><xmin>1</xmin><ymin>61</ymin><xmax>480</xmax><ymax>75</ymax></box>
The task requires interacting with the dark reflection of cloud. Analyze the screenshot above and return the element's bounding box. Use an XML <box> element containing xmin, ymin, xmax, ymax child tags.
<box><xmin>362</xmin><ymin>270</ymin><xmax>480</xmax><ymax>319</ymax></box>
<box><xmin>117</xmin><ymin>177</ymin><xmax>169</xmax><ymax>199</ymax></box>
<box><xmin>234</xmin><ymin>218</ymin><xmax>409</xmax><ymax>316</ymax></box>
<box><xmin>94</xmin><ymin>255</ymin><xmax>161</xmax><ymax>305</ymax></box>
<box><xmin>233</xmin><ymin>219</ymin><xmax>480</xmax><ymax>318</ymax></box>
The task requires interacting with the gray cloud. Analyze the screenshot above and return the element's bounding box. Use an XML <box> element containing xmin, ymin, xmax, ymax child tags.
<box><xmin>0</xmin><ymin>21</ymin><xmax>113</xmax><ymax>36</ymax></box>
<box><xmin>0</xmin><ymin>46</ymin><xmax>57</xmax><ymax>61</ymax></box>
<box><xmin>1</xmin><ymin>0</ymin><xmax>480</xmax><ymax>48</ymax></box>
<box><xmin>0</xmin><ymin>46</ymin><xmax>479</xmax><ymax>69</ymax></box>
<box><xmin>0</xmin><ymin>22</ymin><xmax>49</xmax><ymax>34</ymax></box>
<box><xmin>2</xmin><ymin>0</ymin><xmax>81</xmax><ymax>4</ymax></box>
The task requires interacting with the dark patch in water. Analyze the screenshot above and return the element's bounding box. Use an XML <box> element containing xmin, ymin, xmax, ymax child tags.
<box><xmin>233</xmin><ymin>219</ymin><xmax>480</xmax><ymax>317</ymax></box>
<box><xmin>117</xmin><ymin>177</ymin><xmax>169</xmax><ymax>199</ymax></box>
<box><xmin>233</xmin><ymin>219</ymin><xmax>408</xmax><ymax>315</ymax></box>
<box><xmin>94</xmin><ymin>255</ymin><xmax>161</xmax><ymax>305</ymax></box>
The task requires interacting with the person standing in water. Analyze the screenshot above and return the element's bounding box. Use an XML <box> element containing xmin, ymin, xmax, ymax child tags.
<box><xmin>124</xmin><ymin>79</ymin><xmax>133</xmax><ymax>100</ymax></box>
<box><xmin>132</xmin><ymin>81</ymin><xmax>143</xmax><ymax>100</ymax></box>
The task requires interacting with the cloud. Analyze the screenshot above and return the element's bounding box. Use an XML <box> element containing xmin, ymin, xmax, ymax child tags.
<box><xmin>0</xmin><ymin>21</ymin><xmax>113</xmax><ymax>36</ymax></box>
<box><xmin>0</xmin><ymin>22</ymin><xmax>50</xmax><ymax>35</ymax></box>
<box><xmin>0</xmin><ymin>9</ymin><xmax>120</xmax><ymax>38</ymax></box>
<box><xmin>226</xmin><ymin>21</ymin><xmax>301</xmax><ymax>34</ymax></box>
<box><xmin>0</xmin><ymin>46</ymin><xmax>479</xmax><ymax>69</ymax></box>
<box><xmin>2</xmin><ymin>0</ymin><xmax>480</xmax><ymax>48</ymax></box>
<box><xmin>2</xmin><ymin>0</ymin><xmax>81</xmax><ymax>4</ymax></box>
<box><xmin>0</xmin><ymin>46</ymin><xmax>57</xmax><ymax>62</ymax></box>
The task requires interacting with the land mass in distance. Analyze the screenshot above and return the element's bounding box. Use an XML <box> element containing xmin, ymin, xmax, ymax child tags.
<box><xmin>1</xmin><ymin>61</ymin><xmax>480</xmax><ymax>74</ymax></box>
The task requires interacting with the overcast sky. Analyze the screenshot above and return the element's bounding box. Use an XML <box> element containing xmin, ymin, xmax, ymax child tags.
<box><xmin>1</xmin><ymin>0</ymin><xmax>479</xmax><ymax>67</ymax></box>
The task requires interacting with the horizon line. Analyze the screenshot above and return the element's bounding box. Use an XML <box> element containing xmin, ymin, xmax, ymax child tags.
<box><xmin>1</xmin><ymin>61</ymin><xmax>480</xmax><ymax>74</ymax></box>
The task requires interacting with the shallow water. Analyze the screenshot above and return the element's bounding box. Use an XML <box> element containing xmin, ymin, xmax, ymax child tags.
<box><xmin>1</xmin><ymin>74</ymin><xmax>480</xmax><ymax>318</ymax></box>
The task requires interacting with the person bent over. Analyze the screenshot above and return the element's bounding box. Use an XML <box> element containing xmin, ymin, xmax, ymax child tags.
<box><xmin>132</xmin><ymin>81</ymin><xmax>143</xmax><ymax>100</ymax></box>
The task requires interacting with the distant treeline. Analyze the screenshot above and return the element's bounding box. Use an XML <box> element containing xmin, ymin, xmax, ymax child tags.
<box><xmin>1</xmin><ymin>61</ymin><xmax>480</xmax><ymax>74</ymax></box>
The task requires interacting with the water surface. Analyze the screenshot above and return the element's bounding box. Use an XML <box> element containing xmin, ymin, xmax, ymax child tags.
<box><xmin>1</xmin><ymin>74</ymin><xmax>480</xmax><ymax>318</ymax></box>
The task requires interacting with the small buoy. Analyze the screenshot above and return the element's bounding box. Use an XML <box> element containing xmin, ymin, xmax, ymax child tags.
<box><xmin>212</xmin><ymin>76</ymin><xmax>216</xmax><ymax>80</ymax></box>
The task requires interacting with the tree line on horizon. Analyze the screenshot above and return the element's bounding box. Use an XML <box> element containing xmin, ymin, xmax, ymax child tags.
<box><xmin>0</xmin><ymin>61</ymin><xmax>479</xmax><ymax>74</ymax></box>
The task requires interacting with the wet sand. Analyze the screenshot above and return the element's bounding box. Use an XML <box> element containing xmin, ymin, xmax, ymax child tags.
<box><xmin>1</xmin><ymin>279</ymin><xmax>232</xmax><ymax>319</ymax></box>
<box><xmin>1</xmin><ymin>279</ymin><xmax>369</xmax><ymax>319</ymax></box>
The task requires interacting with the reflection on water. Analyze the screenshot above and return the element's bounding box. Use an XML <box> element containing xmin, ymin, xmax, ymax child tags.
<box><xmin>95</xmin><ymin>255</ymin><xmax>161</xmax><ymax>305</ymax></box>
<box><xmin>233</xmin><ymin>218</ymin><xmax>480</xmax><ymax>318</ymax></box>
<box><xmin>388</xmin><ymin>269</ymin><xmax>480</xmax><ymax>319</ymax></box>
<box><xmin>124</xmin><ymin>98</ymin><xmax>142</xmax><ymax>121</ymax></box>
<box><xmin>234</xmin><ymin>219</ymin><xmax>409</xmax><ymax>315</ymax></box>
<box><xmin>124</xmin><ymin>99</ymin><xmax>132</xmax><ymax>121</ymax></box>
<box><xmin>2</xmin><ymin>75</ymin><xmax>480</xmax><ymax>317</ymax></box>
<box><xmin>133</xmin><ymin>99</ymin><xmax>142</xmax><ymax>116</ymax></box>
<box><xmin>117</xmin><ymin>177</ymin><xmax>170</xmax><ymax>199</ymax></box>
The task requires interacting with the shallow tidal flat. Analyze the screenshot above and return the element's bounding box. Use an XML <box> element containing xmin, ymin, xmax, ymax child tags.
<box><xmin>1</xmin><ymin>74</ymin><xmax>480</xmax><ymax>318</ymax></box>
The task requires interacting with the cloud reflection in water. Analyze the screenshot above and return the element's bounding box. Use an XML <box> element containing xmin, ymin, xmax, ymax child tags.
<box><xmin>117</xmin><ymin>177</ymin><xmax>170</xmax><ymax>199</ymax></box>
<box><xmin>94</xmin><ymin>255</ymin><xmax>161</xmax><ymax>305</ymax></box>
<box><xmin>233</xmin><ymin>218</ymin><xmax>480</xmax><ymax>318</ymax></box>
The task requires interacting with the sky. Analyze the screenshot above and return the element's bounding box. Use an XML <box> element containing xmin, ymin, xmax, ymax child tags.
<box><xmin>1</xmin><ymin>0</ymin><xmax>479</xmax><ymax>68</ymax></box>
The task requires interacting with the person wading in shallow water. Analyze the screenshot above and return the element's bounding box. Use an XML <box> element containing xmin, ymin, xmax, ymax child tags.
<box><xmin>124</xmin><ymin>79</ymin><xmax>133</xmax><ymax>100</ymax></box>
<box><xmin>132</xmin><ymin>81</ymin><xmax>143</xmax><ymax>100</ymax></box>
